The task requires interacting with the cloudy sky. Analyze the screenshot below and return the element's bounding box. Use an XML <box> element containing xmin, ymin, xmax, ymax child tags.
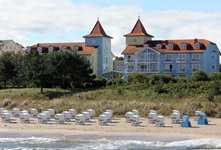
<box><xmin>1</xmin><ymin>0</ymin><xmax>221</xmax><ymax>56</ymax></box>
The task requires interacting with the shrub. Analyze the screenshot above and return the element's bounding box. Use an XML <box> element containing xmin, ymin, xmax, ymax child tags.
<box><xmin>208</xmin><ymin>72</ymin><xmax>221</xmax><ymax>81</ymax></box>
<box><xmin>189</xmin><ymin>70</ymin><xmax>208</xmax><ymax>81</ymax></box>
<box><xmin>128</xmin><ymin>73</ymin><xmax>149</xmax><ymax>84</ymax></box>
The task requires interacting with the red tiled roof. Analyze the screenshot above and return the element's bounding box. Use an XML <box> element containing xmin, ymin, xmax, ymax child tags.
<box><xmin>83</xmin><ymin>20</ymin><xmax>112</xmax><ymax>38</ymax></box>
<box><xmin>31</xmin><ymin>42</ymin><xmax>97</xmax><ymax>55</ymax></box>
<box><xmin>124</xmin><ymin>18</ymin><xmax>154</xmax><ymax>37</ymax></box>
<box><xmin>121</xmin><ymin>39</ymin><xmax>213</xmax><ymax>54</ymax></box>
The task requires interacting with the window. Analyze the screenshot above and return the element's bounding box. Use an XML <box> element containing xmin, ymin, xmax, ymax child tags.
<box><xmin>165</xmin><ymin>54</ymin><xmax>172</xmax><ymax>62</ymax></box>
<box><xmin>150</xmin><ymin>63</ymin><xmax>158</xmax><ymax>71</ymax></box>
<box><xmin>128</xmin><ymin>65</ymin><xmax>134</xmax><ymax>71</ymax></box>
<box><xmin>164</xmin><ymin>64</ymin><xmax>172</xmax><ymax>72</ymax></box>
<box><xmin>106</xmin><ymin>57</ymin><xmax>108</xmax><ymax>64</ymax></box>
<box><xmin>150</xmin><ymin>53</ymin><xmax>157</xmax><ymax>60</ymax></box>
<box><xmin>192</xmin><ymin>54</ymin><xmax>200</xmax><ymax>61</ymax></box>
<box><xmin>177</xmin><ymin>54</ymin><xmax>186</xmax><ymax>62</ymax></box>
<box><xmin>156</xmin><ymin>44</ymin><xmax>162</xmax><ymax>49</ymax></box>
<box><xmin>92</xmin><ymin>56</ymin><xmax>94</xmax><ymax>63</ymax></box>
<box><xmin>178</xmin><ymin>64</ymin><xmax>186</xmax><ymax>72</ymax></box>
<box><xmin>74</xmin><ymin>45</ymin><xmax>78</xmax><ymax>51</ymax></box>
<box><xmin>105</xmin><ymin>43</ymin><xmax>109</xmax><ymax>52</ymax></box>
<box><xmin>212</xmin><ymin>54</ymin><xmax>215</xmax><ymax>60</ymax></box>
<box><xmin>6</xmin><ymin>46</ymin><xmax>8</xmax><ymax>49</ymax></box>
<box><xmin>194</xmin><ymin>43</ymin><xmax>200</xmax><ymax>49</ymax></box>
<box><xmin>168</xmin><ymin>43</ymin><xmax>173</xmax><ymax>50</ymax></box>
<box><xmin>212</xmin><ymin>64</ymin><xmax>215</xmax><ymax>70</ymax></box>
<box><xmin>14</xmin><ymin>46</ymin><xmax>16</xmax><ymax>50</ymax></box>
<box><xmin>181</xmin><ymin>43</ymin><xmax>187</xmax><ymax>50</ymax></box>
<box><xmin>192</xmin><ymin>64</ymin><xmax>200</xmax><ymax>72</ymax></box>
<box><xmin>10</xmin><ymin>45</ymin><xmax>12</xmax><ymax>49</ymax></box>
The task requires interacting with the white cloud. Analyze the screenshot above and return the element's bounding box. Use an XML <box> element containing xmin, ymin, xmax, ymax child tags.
<box><xmin>0</xmin><ymin>0</ymin><xmax>221</xmax><ymax>56</ymax></box>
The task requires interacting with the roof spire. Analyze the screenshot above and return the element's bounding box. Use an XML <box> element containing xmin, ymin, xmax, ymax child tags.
<box><xmin>83</xmin><ymin>19</ymin><xmax>113</xmax><ymax>38</ymax></box>
<box><xmin>124</xmin><ymin>18</ymin><xmax>154</xmax><ymax>37</ymax></box>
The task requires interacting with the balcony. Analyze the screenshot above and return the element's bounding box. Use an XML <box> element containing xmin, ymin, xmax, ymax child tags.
<box><xmin>178</xmin><ymin>69</ymin><xmax>186</xmax><ymax>73</ymax></box>
<box><xmin>164</xmin><ymin>59</ymin><xmax>172</xmax><ymax>63</ymax></box>
<box><xmin>177</xmin><ymin>58</ymin><xmax>186</xmax><ymax>63</ymax></box>
<box><xmin>137</xmin><ymin>69</ymin><xmax>160</xmax><ymax>73</ymax></box>
<box><xmin>137</xmin><ymin>59</ymin><xmax>160</xmax><ymax>63</ymax></box>
<box><xmin>190</xmin><ymin>59</ymin><xmax>200</xmax><ymax>63</ymax></box>
<box><xmin>164</xmin><ymin>69</ymin><xmax>172</xmax><ymax>73</ymax></box>
<box><xmin>127</xmin><ymin>59</ymin><xmax>134</xmax><ymax>63</ymax></box>
<box><xmin>126</xmin><ymin>69</ymin><xmax>134</xmax><ymax>73</ymax></box>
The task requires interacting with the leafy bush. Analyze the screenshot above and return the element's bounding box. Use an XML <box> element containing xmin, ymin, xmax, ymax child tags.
<box><xmin>208</xmin><ymin>72</ymin><xmax>221</xmax><ymax>81</ymax></box>
<box><xmin>189</xmin><ymin>70</ymin><xmax>208</xmax><ymax>81</ymax></box>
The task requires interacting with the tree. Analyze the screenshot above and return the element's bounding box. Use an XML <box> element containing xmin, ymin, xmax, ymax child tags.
<box><xmin>23</xmin><ymin>51</ymin><xmax>52</xmax><ymax>92</ymax></box>
<box><xmin>47</xmin><ymin>51</ymin><xmax>95</xmax><ymax>89</ymax></box>
<box><xmin>0</xmin><ymin>52</ymin><xmax>17</xmax><ymax>88</ymax></box>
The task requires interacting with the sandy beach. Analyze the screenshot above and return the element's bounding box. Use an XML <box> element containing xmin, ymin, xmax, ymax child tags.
<box><xmin>0</xmin><ymin>117</ymin><xmax>220</xmax><ymax>140</ymax></box>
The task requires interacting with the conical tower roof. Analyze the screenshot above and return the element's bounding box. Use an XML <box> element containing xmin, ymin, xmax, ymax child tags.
<box><xmin>124</xmin><ymin>18</ymin><xmax>154</xmax><ymax>37</ymax></box>
<box><xmin>83</xmin><ymin>19</ymin><xmax>112</xmax><ymax>38</ymax></box>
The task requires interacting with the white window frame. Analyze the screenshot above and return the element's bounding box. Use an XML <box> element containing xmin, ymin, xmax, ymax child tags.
<box><xmin>181</xmin><ymin>43</ymin><xmax>186</xmax><ymax>50</ymax></box>
<box><xmin>192</xmin><ymin>64</ymin><xmax>200</xmax><ymax>72</ymax></box>
<box><xmin>165</xmin><ymin>54</ymin><xmax>172</xmax><ymax>61</ymax></box>
<box><xmin>150</xmin><ymin>63</ymin><xmax>158</xmax><ymax>71</ymax></box>
<box><xmin>168</xmin><ymin>43</ymin><xmax>173</xmax><ymax>50</ymax></box>
<box><xmin>194</xmin><ymin>43</ymin><xmax>200</xmax><ymax>49</ymax></box>
<box><xmin>156</xmin><ymin>44</ymin><xmax>162</xmax><ymax>49</ymax></box>
<box><xmin>212</xmin><ymin>64</ymin><xmax>216</xmax><ymax>70</ymax></box>
<box><xmin>177</xmin><ymin>54</ymin><xmax>186</xmax><ymax>62</ymax></box>
<box><xmin>192</xmin><ymin>54</ymin><xmax>200</xmax><ymax>61</ymax></box>
<box><xmin>92</xmin><ymin>56</ymin><xmax>94</xmax><ymax>63</ymax></box>
<box><xmin>178</xmin><ymin>64</ymin><xmax>186</xmax><ymax>72</ymax></box>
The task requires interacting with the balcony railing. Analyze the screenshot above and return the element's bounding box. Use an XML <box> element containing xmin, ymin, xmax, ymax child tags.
<box><xmin>177</xmin><ymin>58</ymin><xmax>186</xmax><ymax>63</ymax></box>
<box><xmin>164</xmin><ymin>69</ymin><xmax>172</xmax><ymax>73</ymax></box>
<box><xmin>164</xmin><ymin>59</ymin><xmax>172</xmax><ymax>62</ymax></box>
<box><xmin>126</xmin><ymin>69</ymin><xmax>134</xmax><ymax>73</ymax></box>
<box><xmin>137</xmin><ymin>69</ymin><xmax>160</xmax><ymax>73</ymax></box>
<box><xmin>137</xmin><ymin>59</ymin><xmax>160</xmax><ymax>62</ymax></box>
<box><xmin>178</xmin><ymin>69</ymin><xmax>186</xmax><ymax>73</ymax></box>
<box><xmin>127</xmin><ymin>59</ymin><xmax>134</xmax><ymax>62</ymax></box>
<box><xmin>190</xmin><ymin>59</ymin><xmax>200</xmax><ymax>63</ymax></box>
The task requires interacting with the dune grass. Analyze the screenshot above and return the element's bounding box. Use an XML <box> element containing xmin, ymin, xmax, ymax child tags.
<box><xmin>0</xmin><ymin>88</ymin><xmax>221</xmax><ymax>118</ymax></box>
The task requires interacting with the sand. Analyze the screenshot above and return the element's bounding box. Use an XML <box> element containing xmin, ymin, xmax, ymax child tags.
<box><xmin>0</xmin><ymin>117</ymin><xmax>220</xmax><ymax>140</ymax></box>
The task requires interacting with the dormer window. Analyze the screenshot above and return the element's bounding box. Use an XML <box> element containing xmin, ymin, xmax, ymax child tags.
<box><xmin>48</xmin><ymin>46</ymin><xmax>54</xmax><ymax>53</ymax></box>
<box><xmin>194</xmin><ymin>43</ymin><xmax>200</xmax><ymax>49</ymax></box>
<box><xmin>156</xmin><ymin>44</ymin><xmax>162</xmax><ymax>49</ymax></box>
<box><xmin>181</xmin><ymin>43</ymin><xmax>187</xmax><ymax>50</ymax></box>
<box><xmin>74</xmin><ymin>45</ymin><xmax>78</xmax><ymax>51</ymax></box>
<box><xmin>168</xmin><ymin>43</ymin><xmax>173</xmax><ymax>50</ymax></box>
<box><xmin>37</xmin><ymin>47</ymin><xmax>42</xmax><ymax>53</ymax></box>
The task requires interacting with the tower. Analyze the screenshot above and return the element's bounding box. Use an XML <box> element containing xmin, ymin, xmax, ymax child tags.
<box><xmin>83</xmin><ymin>19</ymin><xmax>113</xmax><ymax>76</ymax></box>
<box><xmin>124</xmin><ymin>17</ymin><xmax>154</xmax><ymax>47</ymax></box>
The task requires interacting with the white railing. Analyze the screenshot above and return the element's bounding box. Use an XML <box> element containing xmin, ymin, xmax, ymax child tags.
<box><xmin>178</xmin><ymin>69</ymin><xmax>186</xmax><ymax>73</ymax></box>
<box><xmin>137</xmin><ymin>69</ymin><xmax>160</xmax><ymax>73</ymax></box>
<box><xmin>164</xmin><ymin>59</ymin><xmax>172</xmax><ymax>62</ymax></box>
<box><xmin>164</xmin><ymin>69</ymin><xmax>172</xmax><ymax>73</ymax></box>
<box><xmin>137</xmin><ymin>59</ymin><xmax>160</xmax><ymax>62</ymax></box>
<box><xmin>177</xmin><ymin>58</ymin><xmax>186</xmax><ymax>63</ymax></box>
<box><xmin>191</xmin><ymin>59</ymin><xmax>200</xmax><ymax>63</ymax></box>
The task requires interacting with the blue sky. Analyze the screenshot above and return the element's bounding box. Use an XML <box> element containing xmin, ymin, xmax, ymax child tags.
<box><xmin>1</xmin><ymin>0</ymin><xmax>221</xmax><ymax>56</ymax></box>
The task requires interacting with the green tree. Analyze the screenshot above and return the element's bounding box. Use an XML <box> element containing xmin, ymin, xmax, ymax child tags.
<box><xmin>23</xmin><ymin>51</ymin><xmax>52</xmax><ymax>92</ymax></box>
<box><xmin>48</xmin><ymin>51</ymin><xmax>95</xmax><ymax>89</ymax></box>
<box><xmin>0</xmin><ymin>51</ymin><xmax>17</xmax><ymax>88</ymax></box>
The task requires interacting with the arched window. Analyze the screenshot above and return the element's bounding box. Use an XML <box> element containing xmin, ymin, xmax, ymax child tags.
<box><xmin>194</xmin><ymin>43</ymin><xmax>200</xmax><ymax>49</ymax></box>
<box><xmin>156</xmin><ymin>44</ymin><xmax>162</xmax><ymax>49</ymax></box>
<box><xmin>168</xmin><ymin>43</ymin><xmax>173</xmax><ymax>50</ymax></box>
<box><xmin>74</xmin><ymin>45</ymin><xmax>78</xmax><ymax>51</ymax></box>
<box><xmin>48</xmin><ymin>46</ymin><xmax>54</xmax><ymax>53</ymax></box>
<box><xmin>181</xmin><ymin>43</ymin><xmax>187</xmax><ymax>50</ymax></box>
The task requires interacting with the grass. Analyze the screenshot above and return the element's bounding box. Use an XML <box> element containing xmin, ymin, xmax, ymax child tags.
<box><xmin>0</xmin><ymin>88</ymin><xmax>221</xmax><ymax>118</ymax></box>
